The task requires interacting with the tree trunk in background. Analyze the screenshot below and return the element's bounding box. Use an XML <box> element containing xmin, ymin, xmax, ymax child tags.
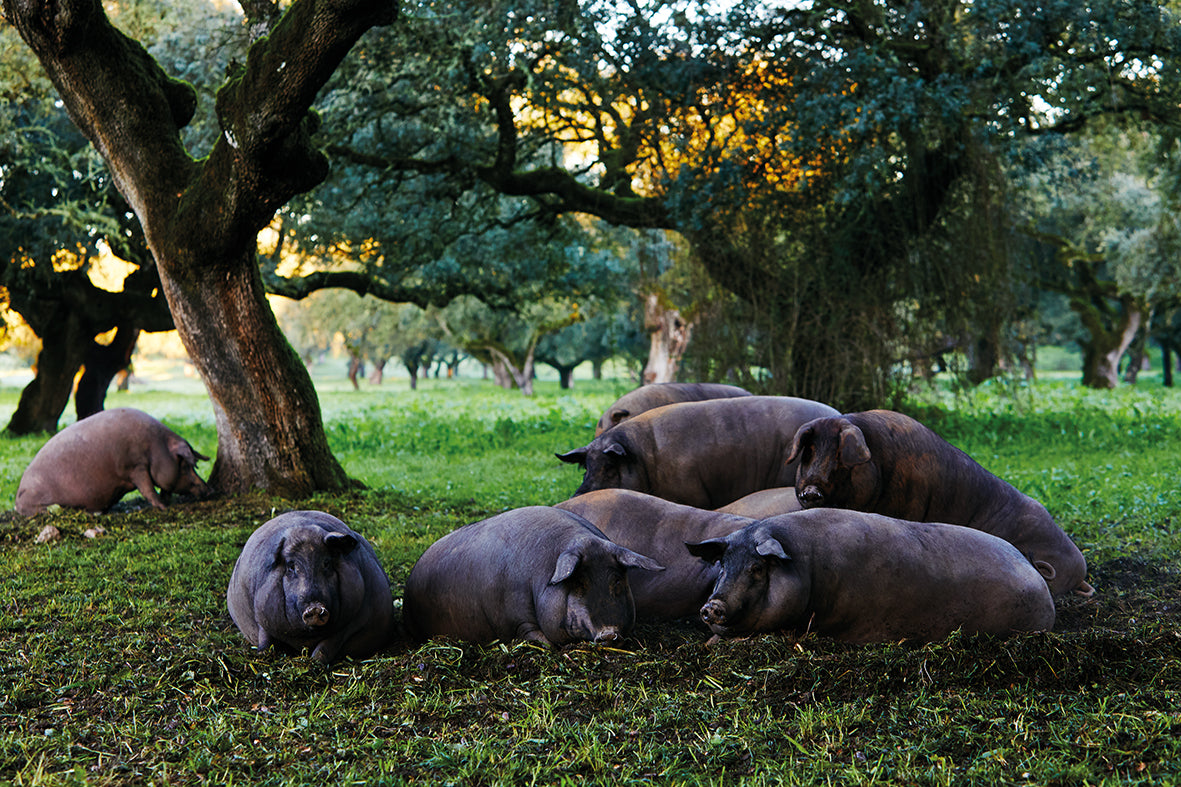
<box><xmin>642</xmin><ymin>293</ymin><xmax>692</xmax><ymax>384</ymax></box>
<box><xmin>347</xmin><ymin>355</ymin><xmax>364</xmax><ymax>390</ymax></box>
<box><xmin>1121</xmin><ymin>323</ymin><xmax>1150</xmax><ymax>384</ymax></box>
<box><xmin>5</xmin><ymin>310</ymin><xmax>88</xmax><ymax>435</ymax></box>
<box><xmin>487</xmin><ymin>346</ymin><xmax>536</xmax><ymax>396</ymax></box>
<box><xmin>368</xmin><ymin>358</ymin><xmax>387</xmax><ymax>385</ymax></box>
<box><xmin>75</xmin><ymin>325</ymin><xmax>141</xmax><ymax>420</ymax></box>
<box><xmin>1078</xmin><ymin>300</ymin><xmax>1142</xmax><ymax>389</ymax></box>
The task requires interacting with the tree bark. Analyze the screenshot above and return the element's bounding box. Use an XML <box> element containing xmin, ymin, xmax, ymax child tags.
<box><xmin>642</xmin><ymin>293</ymin><xmax>692</xmax><ymax>385</ymax></box>
<box><xmin>4</xmin><ymin>0</ymin><xmax>396</xmax><ymax>495</ymax></box>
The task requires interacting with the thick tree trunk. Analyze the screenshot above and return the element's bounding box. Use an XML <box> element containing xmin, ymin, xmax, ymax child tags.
<box><xmin>642</xmin><ymin>293</ymin><xmax>692</xmax><ymax>385</ymax></box>
<box><xmin>1122</xmin><ymin>324</ymin><xmax>1150</xmax><ymax>385</ymax></box>
<box><xmin>163</xmin><ymin>250</ymin><xmax>351</xmax><ymax>495</ymax></box>
<box><xmin>1163</xmin><ymin>342</ymin><xmax>1175</xmax><ymax>388</ymax></box>
<box><xmin>555</xmin><ymin>365</ymin><xmax>575</xmax><ymax>389</ymax></box>
<box><xmin>403</xmin><ymin>361</ymin><xmax>420</xmax><ymax>390</ymax></box>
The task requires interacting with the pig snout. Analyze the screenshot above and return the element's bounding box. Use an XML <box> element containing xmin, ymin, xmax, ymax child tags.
<box><xmin>701</xmin><ymin>599</ymin><xmax>728</xmax><ymax>628</ymax></box>
<box><xmin>593</xmin><ymin>626</ymin><xmax>622</xmax><ymax>644</ymax></box>
<box><xmin>302</xmin><ymin>602</ymin><xmax>330</xmax><ymax>627</ymax></box>
<box><xmin>798</xmin><ymin>485</ymin><xmax>825</xmax><ymax>507</ymax></box>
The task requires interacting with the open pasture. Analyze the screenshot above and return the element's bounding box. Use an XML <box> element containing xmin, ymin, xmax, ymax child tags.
<box><xmin>1</xmin><ymin>373</ymin><xmax>1179</xmax><ymax>785</ymax></box>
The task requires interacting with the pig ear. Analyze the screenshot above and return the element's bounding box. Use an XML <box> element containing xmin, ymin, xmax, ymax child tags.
<box><xmin>610</xmin><ymin>409</ymin><xmax>630</xmax><ymax>427</ymax></box>
<box><xmin>556</xmin><ymin>447</ymin><xmax>588</xmax><ymax>466</ymax></box>
<box><xmin>755</xmin><ymin>537</ymin><xmax>789</xmax><ymax>561</ymax></box>
<box><xmin>603</xmin><ymin>441</ymin><xmax>627</xmax><ymax>459</ymax></box>
<box><xmin>786</xmin><ymin>423</ymin><xmax>814</xmax><ymax>464</ymax></box>
<box><xmin>550</xmin><ymin>549</ymin><xmax>582</xmax><ymax>584</ymax></box>
<box><xmin>1033</xmin><ymin>560</ymin><xmax>1057</xmax><ymax>582</ymax></box>
<box><xmin>685</xmin><ymin>539</ymin><xmax>727</xmax><ymax>564</ymax></box>
<box><xmin>838</xmin><ymin>425</ymin><xmax>871</xmax><ymax>467</ymax></box>
<box><xmin>612</xmin><ymin>545</ymin><xmax>664</xmax><ymax>573</ymax></box>
<box><xmin>271</xmin><ymin>537</ymin><xmax>287</xmax><ymax>568</ymax></box>
<box><xmin>323</xmin><ymin>532</ymin><xmax>358</xmax><ymax>554</ymax></box>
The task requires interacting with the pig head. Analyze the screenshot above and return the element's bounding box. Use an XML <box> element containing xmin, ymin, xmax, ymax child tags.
<box><xmin>227</xmin><ymin>511</ymin><xmax>395</xmax><ymax>664</ymax></box>
<box><xmin>558</xmin><ymin>396</ymin><xmax>839</xmax><ymax>509</ymax></box>
<box><xmin>786</xmin><ymin>409</ymin><xmax>1091</xmax><ymax>597</ymax></box>
<box><xmin>688</xmin><ymin>510</ymin><xmax>1056</xmax><ymax>644</ymax></box>
<box><xmin>403</xmin><ymin>507</ymin><xmax>664</xmax><ymax>646</ymax></box>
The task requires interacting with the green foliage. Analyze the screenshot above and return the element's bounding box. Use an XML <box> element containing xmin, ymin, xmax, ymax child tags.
<box><xmin>1</xmin><ymin>375</ymin><xmax>1180</xmax><ymax>784</ymax></box>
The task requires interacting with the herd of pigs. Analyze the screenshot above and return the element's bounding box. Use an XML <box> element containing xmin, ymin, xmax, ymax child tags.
<box><xmin>13</xmin><ymin>383</ymin><xmax>1094</xmax><ymax>664</ymax></box>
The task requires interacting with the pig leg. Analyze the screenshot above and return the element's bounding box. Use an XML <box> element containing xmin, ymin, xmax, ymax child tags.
<box><xmin>127</xmin><ymin>466</ymin><xmax>167</xmax><ymax>510</ymax></box>
<box><xmin>517</xmin><ymin>624</ymin><xmax>555</xmax><ymax>647</ymax></box>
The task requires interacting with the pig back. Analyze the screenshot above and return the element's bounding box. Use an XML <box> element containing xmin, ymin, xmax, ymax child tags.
<box><xmin>644</xmin><ymin>396</ymin><xmax>839</xmax><ymax>507</ymax></box>
<box><xmin>595</xmin><ymin>383</ymin><xmax>752</xmax><ymax>435</ymax></box>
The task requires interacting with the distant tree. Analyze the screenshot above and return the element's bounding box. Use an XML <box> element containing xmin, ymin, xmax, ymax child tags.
<box><xmin>1017</xmin><ymin>127</ymin><xmax>1181</xmax><ymax>388</ymax></box>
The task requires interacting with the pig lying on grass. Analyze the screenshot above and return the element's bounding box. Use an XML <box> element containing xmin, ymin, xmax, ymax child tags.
<box><xmin>688</xmin><ymin>510</ymin><xmax>1056</xmax><ymax>644</ymax></box>
<box><xmin>403</xmin><ymin>506</ymin><xmax>664</xmax><ymax>646</ymax></box>
<box><xmin>787</xmin><ymin>409</ymin><xmax>1091</xmax><ymax>596</ymax></box>
<box><xmin>15</xmin><ymin>408</ymin><xmax>210</xmax><ymax>516</ymax></box>
<box><xmin>227</xmin><ymin>511</ymin><xmax>395</xmax><ymax>664</ymax></box>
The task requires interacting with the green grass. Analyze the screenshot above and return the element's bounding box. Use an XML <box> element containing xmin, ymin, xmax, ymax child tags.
<box><xmin>1</xmin><ymin>368</ymin><xmax>1180</xmax><ymax>785</ymax></box>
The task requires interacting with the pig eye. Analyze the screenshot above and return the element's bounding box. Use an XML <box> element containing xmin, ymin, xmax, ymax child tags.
<box><xmin>749</xmin><ymin>563</ymin><xmax>766</xmax><ymax>580</ymax></box>
<box><xmin>285</xmin><ymin>563</ymin><xmax>298</xmax><ymax>577</ymax></box>
<box><xmin>609</xmin><ymin>576</ymin><xmax>626</xmax><ymax>596</ymax></box>
<box><xmin>320</xmin><ymin>558</ymin><xmax>335</xmax><ymax>574</ymax></box>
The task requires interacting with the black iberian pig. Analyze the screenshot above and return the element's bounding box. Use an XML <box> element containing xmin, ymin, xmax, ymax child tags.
<box><xmin>787</xmin><ymin>409</ymin><xmax>1091</xmax><ymax>596</ymax></box>
<box><xmin>688</xmin><ymin>510</ymin><xmax>1056</xmax><ymax>644</ymax></box>
<box><xmin>227</xmin><ymin>511</ymin><xmax>395</xmax><ymax>664</ymax></box>
<box><xmin>595</xmin><ymin>382</ymin><xmax>752</xmax><ymax>436</ymax></box>
<box><xmin>14</xmin><ymin>407</ymin><xmax>210</xmax><ymax>516</ymax></box>
<box><xmin>556</xmin><ymin>489</ymin><xmax>754</xmax><ymax>620</ymax></box>
<box><xmin>402</xmin><ymin>507</ymin><xmax>664</xmax><ymax>646</ymax></box>
<box><xmin>558</xmin><ymin>396</ymin><xmax>839</xmax><ymax>509</ymax></box>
